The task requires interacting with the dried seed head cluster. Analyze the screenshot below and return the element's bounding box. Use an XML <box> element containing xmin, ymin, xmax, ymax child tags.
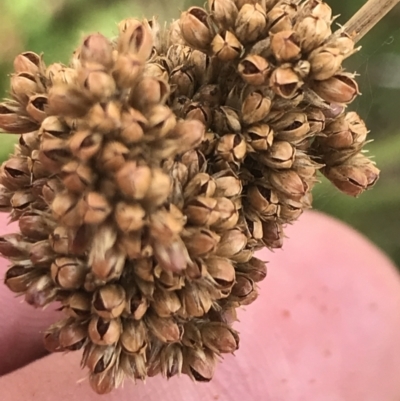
<box><xmin>0</xmin><ymin>0</ymin><xmax>378</xmax><ymax>394</ymax></box>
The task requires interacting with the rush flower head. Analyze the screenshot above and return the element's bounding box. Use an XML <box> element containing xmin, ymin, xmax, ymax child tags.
<box><xmin>0</xmin><ymin>0</ymin><xmax>380</xmax><ymax>394</ymax></box>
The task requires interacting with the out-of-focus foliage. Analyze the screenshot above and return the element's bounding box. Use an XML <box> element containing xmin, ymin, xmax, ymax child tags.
<box><xmin>0</xmin><ymin>0</ymin><xmax>399</xmax><ymax>264</ymax></box>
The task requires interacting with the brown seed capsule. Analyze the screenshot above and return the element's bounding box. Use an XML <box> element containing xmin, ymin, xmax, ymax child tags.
<box><xmin>183</xmin><ymin>228</ymin><xmax>220</xmax><ymax>257</ymax></box>
<box><xmin>328</xmin><ymin>32</ymin><xmax>356</xmax><ymax>58</ymax></box>
<box><xmin>146</xmin><ymin>105</ymin><xmax>177</xmax><ymax>139</ymax></box>
<box><xmin>79</xmin><ymin>192</ymin><xmax>112</xmax><ymax>225</ymax></box>
<box><xmin>40</xmin><ymin>115</ymin><xmax>69</xmax><ymax>137</ymax></box>
<box><xmin>43</xmin><ymin>329</ymin><xmax>64</xmax><ymax>353</ymax></box>
<box><xmin>262</xmin><ymin>220</ymin><xmax>284</xmax><ymax>248</ymax></box>
<box><xmin>153</xmin><ymin>343</ymin><xmax>183</xmax><ymax>379</ymax></box>
<box><xmin>258</xmin><ymin>140</ymin><xmax>295</xmax><ymax>169</ymax></box>
<box><xmin>46</xmin><ymin>65</ymin><xmax>77</xmax><ymax>86</ymax></box>
<box><xmin>246</xmin><ymin>185</ymin><xmax>280</xmax><ymax>218</ymax></box>
<box><xmin>184</xmin><ymin>102</ymin><xmax>212</xmax><ymax>128</ymax></box>
<box><xmin>51</xmin><ymin>192</ymin><xmax>83</xmax><ymax>227</ymax></box>
<box><xmin>29</xmin><ymin>240</ymin><xmax>54</xmax><ymax>265</ymax></box>
<box><xmin>89</xmin><ymin>225</ymin><xmax>125</xmax><ymax>280</ymax></box>
<box><xmin>115</xmin><ymin>162</ymin><xmax>151</xmax><ymax>200</ymax></box>
<box><xmin>83</xmin><ymin>343</ymin><xmax>118</xmax><ymax>378</ymax></box>
<box><xmin>26</xmin><ymin>94</ymin><xmax>48</xmax><ymax>123</ymax></box>
<box><xmin>267</xmin><ymin>6</ymin><xmax>293</xmax><ymax>34</ymax></box>
<box><xmin>180</xmin><ymin>7</ymin><xmax>213</xmax><ymax>50</ymax></box>
<box><xmin>235</xmin><ymin>4</ymin><xmax>267</xmax><ymax>44</ymax></box>
<box><xmin>216</xmin><ymin>228</ymin><xmax>247</xmax><ymax>258</ymax></box>
<box><xmin>1</xmin><ymin>156</ymin><xmax>30</xmax><ymax>191</ymax></box>
<box><xmin>309</xmin><ymin>46</ymin><xmax>343</xmax><ymax>81</ymax></box>
<box><xmin>152</xmin><ymin>236</ymin><xmax>190</xmax><ymax>274</ymax></box>
<box><xmin>0</xmin><ymin>233</ymin><xmax>30</xmax><ymax>259</ymax></box>
<box><xmin>11</xmin><ymin>72</ymin><xmax>39</xmax><ymax>104</ymax></box>
<box><xmin>208</xmin><ymin>0</ymin><xmax>238</xmax><ymax>29</ymax></box>
<box><xmin>49</xmin><ymin>226</ymin><xmax>70</xmax><ymax>255</ymax></box>
<box><xmin>5</xmin><ymin>265</ymin><xmax>38</xmax><ymax>293</ymax></box>
<box><xmin>168</xmin><ymin>119</ymin><xmax>205</xmax><ymax>154</ymax></box>
<box><xmin>145</xmin><ymin>168</ymin><xmax>171</xmax><ymax>206</ymax></box>
<box><xmin>14</xmin><ymin>51</ymin><xmax>42</xmax><ymax>75</ymax></box>
<box><xmin>19</xmin><ymin>212</ymin><xmax>50</xmax><ymax>240</ymax></box>
<box><xmin>324</xmin><ymin>155</ymin><xmax>379</xmax><ymax>197</ymax></box>
<box><xmin>118</xmin><ymin>18</ymin><xmax>154</xmax><ymax>61</ymax></box>
<box><xmin>120</xmin><ymin>320</ymin><xmax>147</xmax><ymax>354</ymax></box>
<box><xmin>213</xmin><ymin>170</ymin><xmax>242</xmax><ymax>198</ymax></box>
<box><xmin>184</xmin><ymin>172</ymin><xmax>216</xmax><ymax>199</ymax></box>
<box><xmin>241</xmin><ymin>90</ymin><xmax>272</xmax><ymax>124</ymax></box>
<box><xmin>201</xmin><ymin>323</ymin><xmax>239</xmax><ymax>354</ymax></box>
<box><xmin>273</xmin><ymin>112</ymin><xmax>310</xmax><ymax>144</ymax></box>
<box><xmin>126</xmin><ymin>288</ymin><xmax>149</xmax><ymax>320</ymax></box>
<box><xmin>180</xmin><ymin>282</ymin><xmax>213</xmax><ymax>317</ymax></box>
<box><xmin>79</xmin><ymin>33</ymin><xmax>114</xmax><ymax>70</ymax></box>
<box><xmin>213</xmin><ymin>106</ymin><xmax>241</xmax><ymax>134</ymax></box>
<box><xmin>212</xmin><ymin>197</ymin><xmax>239</xmax><ymax>230</ymax></box>
<box><xmin>312</xmin><ymin>72</ymin><xmax>359</xmax><ymax>104</ymax></box>
<box><xmin>169</xmin><ymin>66</ymin><xmax>195</xmax><ymax>99</ymax></box>
<box><xmin>89</xmin><ymin>316</ymin><xmax>122</xmax><ymax>345</ymax></box>
<box><xmin>185</xmin><ymin>196</ymin><xmax>219</xmax><ymax>226</ymax></box>
<box><xmin>48</xmin><ymin>85</ymin><xmax>93</xmax><ymax>118</ymax></box>
<box><xmin>118</xmin><ymin>108</ymin><xmax>145</xmax><ymax>145</ymax></box>
<box><xmin>270</xmin><ymin>66</ymin><xmax>302</xmax><ymax>99</ymax></box>
<box><xmin>0</xmin><ymin>102</ymin><xmax>37</xmax><ymax>133</ymax></box>
<box><xmin>10</xmin><ymin>190</ymin><xmax>34</xmax><ymax>216</ymax></box>
<box><xmin>19</xmin><ymin>131</ymin><xmax>39</xmax><ymax>155</ymax></box>
<box><xmin>146</xmin><ymin>313</ymin><xmax>181</xmax><ymax>343</ymax></box>
<box><xmin>25</xmin><ymin>274</ymin><xmax>57</xmax><ymax>307</ymax></box>
<box><xmin>238</xmin><ymin>257</ymin><xmax>267</xmax><ymax>282</ymax></box>
<box><xmin>69</xmin><ymin>130</ymin><xmax>102</xmax><ymax>161</ymax></box>
<box><xmin>114</xmin><ymin>201</ymin><xmax>145</xmax><ymax>233</ymax></box>
<box><xmin>279</xmin><ymin>198</ymin><xmax>304</xmax><ymax>222</ymax></box>
<box><xmin>269</xmin><ymin>169</ymin><xmax>306</xmax><ymax>199</ymax></box>
<box><xmin>307</xmin><ymin>108</ymin><xmax>326</xmax><ymax>134</ymax></box>
<box><xmin>62</xmin><ymin>160</ymin><xmax>94</xmax><ymax>193</ymax></box>
<box><xmin>184</xmin><ymin>348</ymin><xmax>216</xmax><ymax>382</ymax></box>
<box><xmin>322</xmin><ymin>112</ymin><xmax>368</xmax><ymax>149</ymax></box>
<box><xmin>206</xmin><ymin>256</ymin><xmax>235</xmax><ymax>290</ymax></box>
<box><xmin>211</xmin><ymin>31</ymin><xmax>243</xmax><ymax>61</ymax></box>
<box><xmin>78</xmin><ymin>67</ymin><xmax>116</xmax><ymax>101</ymax></box>
<box><xmin>230</xmin><ymin>273</ymin><xmax>258</xmax><ymax>305</ymax></box>
<box><xmin>51</xmin><ymin>257</ymin><xmax>87</xmax><ymax>289</ymax></box>
<box><xmin>181</xmin><ymin>322</ymin><xmax>202</xmax><ymax>349</ymax></box>
<box><xmin>112</xmin><ymin>53</ymin><xmax>143</xmax><ymax>89</ymax></box>
<box><xmin>59</xmin><ymin>321</ymin><xmax>87</xmax><ymax>350</ymax></box>
<box><xmin>216</xmin><ymin>134</ymin><xmax>247</xmax><ymax>163</ymax></box>
<box><xmin>42</xmin><ymin>178</ymin><xmax>63</xmax><ymax>205</ymax></box>
<box><xmin>89</xmin><ymin>366</ymin><xmax>119</xmax><ymax>394</ymax></box>
<box><xmin>63</xmin><ymin>291</ymin><xmax>92</xmax><ymax>318</ymax></box>
<box><xmin>120</xmin><ymin>352</ymin><xmax>147</xmax><ymax>381</ymax></box>
<box><xmin>92</xmin><ymin>284</ymin><xmax>126</xmax><ymax>319</ymax></box>
<box><xmin>270</xmin><ymin>30</ymin><xmax>301</xmax><ymax>62</ymax></box>
<box><xmin>245</xmin><ymin>123</ymin><xmax>274</xmax><ymax>151</ymax></box>
<box><xmin>131</xmin><ymin>76</ymin><xmax>170</xmax><ymax>110</ymax></box>
<box><xmin>152</xmin><ymin>287</ymin><xmax>182</xmax><ymax>317</ymax></box>
<box><xmin>238</xmin><ymin>55</ymin><xmax>270</xmax><ymax>86</ymax></box>
<box><xmin>39</xmin><ymin>136</ymin><xmax>70</xmax><ymax>173</ymax></box>
<box><xmin>295</xmin><ymin>16</ymin><xmax>331</xmax><ymax>53</ymax></box>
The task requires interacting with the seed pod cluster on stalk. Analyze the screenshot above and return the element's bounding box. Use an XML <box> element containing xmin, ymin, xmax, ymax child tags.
<box><xmin>0</xmin><ymin>0</ymin><xmax>379</xmax><ymax>394</ymax></box>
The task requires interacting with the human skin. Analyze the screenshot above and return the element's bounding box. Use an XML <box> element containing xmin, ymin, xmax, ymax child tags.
<box><xmin>0</xmin><ymin>211</ymin><xmax>400</xmax><ymax>400</ymax></box>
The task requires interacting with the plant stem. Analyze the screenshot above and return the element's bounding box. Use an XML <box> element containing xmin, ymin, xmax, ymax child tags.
<box><xmin>341</xmin><ymin>0</ymin><xmax>400</xmax><ymax>43</ymax></box>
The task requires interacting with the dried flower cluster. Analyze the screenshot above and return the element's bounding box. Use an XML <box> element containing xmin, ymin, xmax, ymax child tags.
<box><xmin>0</xmin><ymin>0</ymin><xmax>379</xmax><ymax>394</ymax></box>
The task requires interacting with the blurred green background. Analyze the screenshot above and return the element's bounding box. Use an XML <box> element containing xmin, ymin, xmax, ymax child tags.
<box><xmin>0</xmin><ymin>0</ymin><xmax>399</xmax><ymax>264</ymax></box>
